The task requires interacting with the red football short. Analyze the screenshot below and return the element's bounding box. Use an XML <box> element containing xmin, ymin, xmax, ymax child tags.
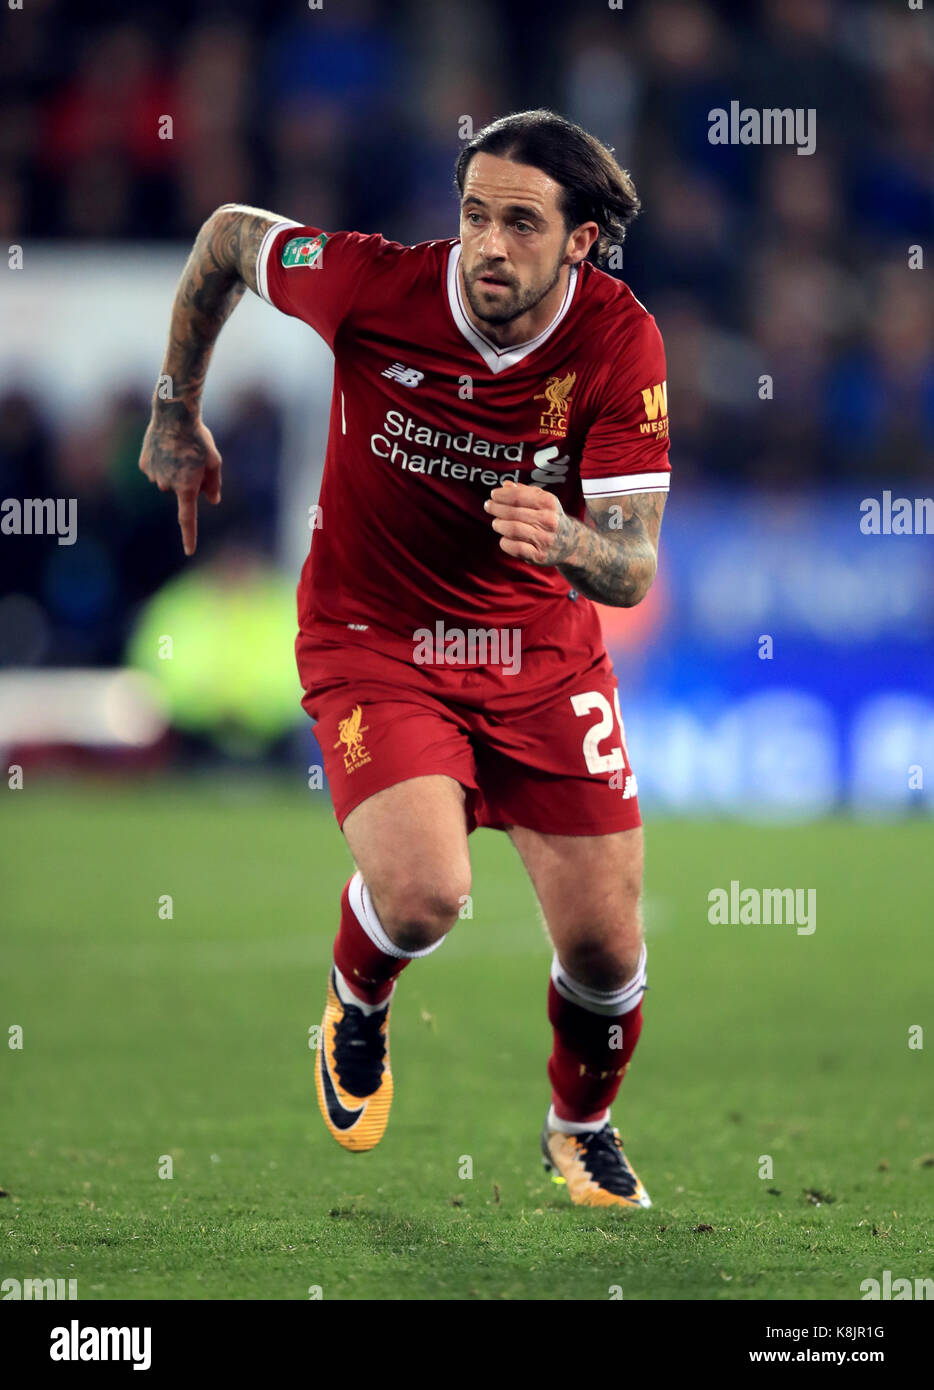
<box><xmin>296</xmin><ymin>595</ymin><xmax>642</xmax><ymax>837</ymax></box>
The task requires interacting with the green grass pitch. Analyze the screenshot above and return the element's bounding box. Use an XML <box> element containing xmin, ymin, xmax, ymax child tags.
<box><xmin>2</xmin><ymin>778</ymin><xmax>931</xmax><ymax>1300</ymax></box>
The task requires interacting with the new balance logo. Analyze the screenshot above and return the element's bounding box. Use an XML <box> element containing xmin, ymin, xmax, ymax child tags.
<box><xmin>382</xmin><ymin>363</ymin><xmax>424</xmax><ymax>387</ymax></box>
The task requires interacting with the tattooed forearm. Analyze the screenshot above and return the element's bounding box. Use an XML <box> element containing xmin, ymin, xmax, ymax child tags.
<box><xmin>153</xmin><ymin>204</ymin><xmax>282</xmax><ymax>421</ymax></box>
<box><xmin>557</xmin><ymin>492</ymin><xmax>666</xmax><ymax>607</ymax></box>
<box><xmin>139</xmin><ymin>204</ymin><xmax>288</xmax><ymax>512</ymax></box>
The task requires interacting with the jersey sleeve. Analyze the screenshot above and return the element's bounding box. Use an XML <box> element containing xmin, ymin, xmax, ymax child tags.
<box><xmin>579</xmin><ymin>311</ymin><xmax>672</xmax><ymax>499</ymax></box>
<box><xmin>254</xmin><ymin>221</ymin><xmax>383</xmax><ymax>349</ymax></box>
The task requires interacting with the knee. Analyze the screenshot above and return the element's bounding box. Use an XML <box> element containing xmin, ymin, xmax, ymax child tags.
<box><xmin>560</xmin><ymin>934</ymin><xmax>644</xmax><ymax>994</ymax></box>
<box><xmin>372</xmin><ymin>873</ymin><xmax>471</xmax><ymax>953</ymax></box>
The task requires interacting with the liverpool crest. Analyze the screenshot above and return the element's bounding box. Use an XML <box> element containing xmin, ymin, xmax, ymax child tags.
<box><xmin>534</xmin><ymin>371</ymin><xmax>576</xmax><ymax>437</ymax></box>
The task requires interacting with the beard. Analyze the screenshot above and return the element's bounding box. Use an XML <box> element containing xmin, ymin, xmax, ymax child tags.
<box><xmin>462</xmin><ymin>252</ymin><xmax>565</xmax><ymax>326</ymax></box>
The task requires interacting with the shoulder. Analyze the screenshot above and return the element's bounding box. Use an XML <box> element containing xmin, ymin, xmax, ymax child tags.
<box><xmin>342</xmin><ymin>231</ymin><xmax>453</xmax><ymax>280</ymax></box>
<box><xmin>570</xmin><ymin>268</ymin><xmax>666</xmax><ymax>421</ymax></box>
<box><xmin>326</xmin><ymin>233</ymin><xmax>453</xmax><ymax>321</ymax></box>
<box><xmin>264</xmin><ymin>224</ymin><xmax>450</xmax><ymax>288</ymax></box>
<box><xmin>576</xmin><ymin>262</ymin><xmax>663</xmax><ymax>355</ymax></box>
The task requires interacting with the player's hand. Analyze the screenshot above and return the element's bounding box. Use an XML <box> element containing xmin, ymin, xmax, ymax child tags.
<box><xmin>138</xmin><ymin>408</ymin><xmax>223</xmax><ymax>557</ymax></box>
<box><xmin>484</xmin><ymin>480</ymin><xmax>578</xmax><ymax>566</ymax></box>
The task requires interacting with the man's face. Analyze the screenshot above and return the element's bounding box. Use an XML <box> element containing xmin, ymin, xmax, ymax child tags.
<box><xmin>459</xmin><ymin>152</ymin><xmax>582</xmax><ymax>327</ymax></box>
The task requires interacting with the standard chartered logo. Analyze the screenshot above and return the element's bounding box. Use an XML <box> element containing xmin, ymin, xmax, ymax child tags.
<box><xmin>370</xmin><ymin>409</ymin><xmax>570</xmax><ymax>489</ymax></box>
<box><xmin>371</xmin><ymin>408</ymin><xmax>523</xmax><ymax>483</ymax></box>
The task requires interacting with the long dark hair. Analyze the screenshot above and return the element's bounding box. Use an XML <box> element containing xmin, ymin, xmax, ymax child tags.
<box><xmin>453</xmin><ymin>109</ymin><xmax>641</xmax><ymax>266</ymax></box>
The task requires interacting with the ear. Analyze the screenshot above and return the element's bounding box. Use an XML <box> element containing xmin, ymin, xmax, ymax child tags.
<box><xmin>565</xmin><ymin>221</ymin><xmax>600</xmax><ymax>265</ymax></box>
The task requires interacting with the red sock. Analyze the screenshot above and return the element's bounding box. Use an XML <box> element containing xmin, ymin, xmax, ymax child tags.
<box><xmin>547</xmin><ymin>980</ymin><xmax>644</xmax><ymax>1123</ymax></box>
<box><xmin>332</xmin><ymin>877</ymin><xmax>409</xmax><ymax>1005</ymax></box>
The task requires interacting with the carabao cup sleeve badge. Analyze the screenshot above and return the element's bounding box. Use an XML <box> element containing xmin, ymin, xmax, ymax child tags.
<box><xmin>282</xmin><ymin>233</ymin><xmax>327</xmax><ymax>268</ymax></box>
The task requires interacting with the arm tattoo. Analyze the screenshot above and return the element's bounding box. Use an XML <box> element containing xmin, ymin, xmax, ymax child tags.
<box><xmin>556</xmin><ymin>492</ymin><xmax>666</xmax><ymax>607</ymax></box>
<box><xmin>154</xmin><ymin>203</ymin><xmax>283</xmax><ymax>423</ymax></box>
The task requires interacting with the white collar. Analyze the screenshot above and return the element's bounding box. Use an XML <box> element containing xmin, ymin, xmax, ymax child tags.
<box><xmin>446</xmin><ymin>242</ymin><xmax>578</xmax><ymax>375</ymax></box>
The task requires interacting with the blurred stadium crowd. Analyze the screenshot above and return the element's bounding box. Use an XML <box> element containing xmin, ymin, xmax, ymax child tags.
<box><xmin>2</xmin><ymin>0</ymin><xmax>933</xmax><ymax>672</ymax></box>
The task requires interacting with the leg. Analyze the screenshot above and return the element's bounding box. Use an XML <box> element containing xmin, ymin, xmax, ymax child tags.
<box><xmin>510</xmin><ymin>823</ymin><xmax>651</xmax><ymax>1207</ymax></box>
<box><xmin>332</xmin><ymin>772</ymin><xmax>471</xmax><ymax>1004</ymax></box>
<box><xmin>317</xmin><ymin>775</ymin><xmax>471</xmax><ymax>1152</ymax></box>
<box><xmin>508</xmin><ymin>823</ymin><xmax>644</xmax><ymax>990</ymax></box>
<box><xmin>343</xmin><ymin>773</ymin><xmax>471</xmax><ymax>954</ymax></box>
<box><xmin>299</xmin><ymin>656</ymin><xmax>479</xmax><ymax>1151</ymax></box>
<box><xmin>509</xmin><ymin>823</ymin><xmax>647</xmax><ymax>1124</ymax></box>
<box><xmin>304</xmin><ymin>673</ymin><xmax>478</xmax><ymax>979</ymax></box>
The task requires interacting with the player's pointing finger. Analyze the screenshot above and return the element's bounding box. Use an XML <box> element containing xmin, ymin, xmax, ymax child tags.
<box><xmin>177</xmin><ymin>488</ymin><xmax>198</xmax><ymax>557</ymax></box>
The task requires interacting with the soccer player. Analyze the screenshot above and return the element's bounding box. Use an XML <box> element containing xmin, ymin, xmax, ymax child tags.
<box><xmin>139</xmin><ymin>110</ymin><xmax>670</xmax><ymax>1209</ymax></box>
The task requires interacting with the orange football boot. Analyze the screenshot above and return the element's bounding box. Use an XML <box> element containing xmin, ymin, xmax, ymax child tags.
<box><xmin>542</xmin><ymin>1118</ymin><xmax>652</xmax><ymax>1208</ymax></box>
<box><xmin>316</xmin><ymin>967</ymin><xmax>394</xmax><ymax>1152</ymax></box>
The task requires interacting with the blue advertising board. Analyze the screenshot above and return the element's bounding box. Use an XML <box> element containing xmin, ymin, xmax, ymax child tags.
<box><xmin>601</xmin><ymin>491</ymin><xmax>934</xmax><ymax>818</ymax></box>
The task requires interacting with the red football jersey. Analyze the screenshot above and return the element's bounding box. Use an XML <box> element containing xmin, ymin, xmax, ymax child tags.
<box><xmin>256</xmin><ymin>222</ymin><xmax>670</xmax><ymax>642</ymax></box>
